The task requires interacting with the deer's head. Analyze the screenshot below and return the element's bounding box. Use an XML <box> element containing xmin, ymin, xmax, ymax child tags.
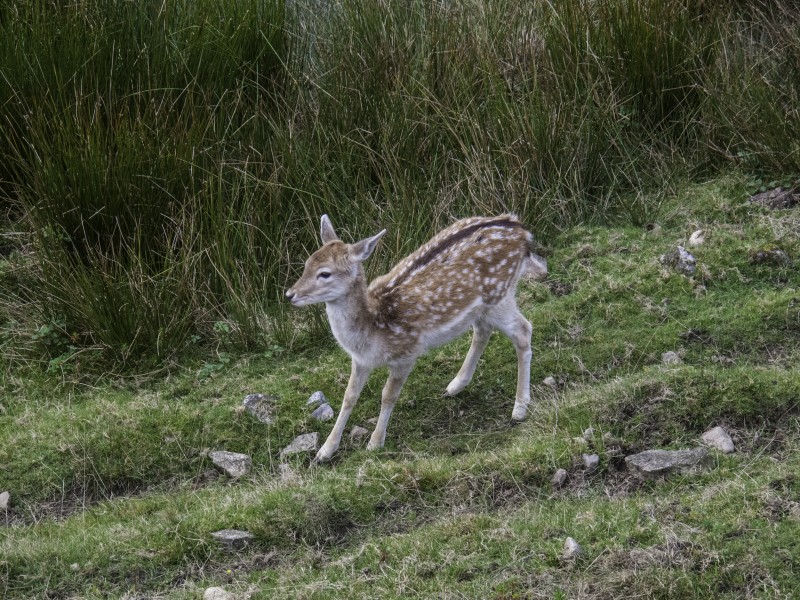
<box><xmin>286</xmin><ymin>215</ymin><xmax>386</xmax><ymax>307</ymax></box>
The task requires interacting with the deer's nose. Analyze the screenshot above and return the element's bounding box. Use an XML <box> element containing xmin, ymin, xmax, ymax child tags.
<box><xmin>285</xmin><ymin>289</ymin><xmax>295</xmax><ymax>301</ymax></box>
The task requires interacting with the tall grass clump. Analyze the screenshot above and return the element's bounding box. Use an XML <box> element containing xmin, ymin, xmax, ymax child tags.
<box><xmin>1</xmin><ymin>0</ymin><xmax>798</xmax><ymax>371</ymax></box>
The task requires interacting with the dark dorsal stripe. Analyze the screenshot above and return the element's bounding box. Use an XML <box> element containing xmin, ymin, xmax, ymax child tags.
<box><xmin>388</xmin><ymin>218</ymin><xmax>525</xmax><ymax>289</ymax></box>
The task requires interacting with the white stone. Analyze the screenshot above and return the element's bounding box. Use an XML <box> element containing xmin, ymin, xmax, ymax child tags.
<box><xmin>311</xmin><ymin>403</ymin><xmax>334</xmax><ymax>421</ymax></box>
<box><xmin>242</xmin><ymin>393</ymin><xmax>274</xmax><ymax>424</ymax></box>
<box><xmin>210</xmin><ymin>529</ymin><xmax>254</xmax><ymax>551</ymax></box>
<box><xmin>625</xmin><ymin>448</ymin><xmax>710</xmax><ymax>479</ymax></box>
<box><xmin>688</xmin><ymin>229</ymin><xmax>705</xmax><ymax>247</ymax></box>
<box><xmin>582</xmin><ymin>427</ymin><xmax>595</xmax><ymax>441</ymax></box>
<box><xmin>208</xmin><ymin>451</ymin><xmax>252</xmax><ymax>478</ymax></box>
<box><xmin>662</xmin><ymin>351</ymin><xmax>682</xmax><ymax>365</ymax></box>
<box><xmin>543</xmin><ymin>376</ymin><xmax>557</xmax><ymax>388</ymax></box>
<box><xmin>582</xmin><ymin>454</ymin><xmax>600</xmax><ymax>472</ymax></box>
<box><xmin>280</xmin><ymin>432</ymin><xmax>319</xmax><ymax>458</ymax></box>
<box><xmin>306</xmin><ymin>391</ymin><xmax>327</xmax><ymax>406</ymax></box>
<box><xmin>204</xmin><ymin>587</ymin><xmax>233</xmax><ymax>600</ymax></box>
<box><xmin>563</xmin><ymin>537</ymin><xmax>582</xmax><ymax>559</ymax></box>
<box><xmin>552</xmin><ymin>469</ymin><xmax>568</xmax><ymax>489</ymax></box>
<box><xmin>701</xmin><ymin>426</ymin><xmax>735</xmax><ymax>454</ymax></box>
<box><xmin>350</xmin><ymin>426</ymin><xmax>370</xmax><ymax>442</ymax></box>
<box><xmin>0</xmin><ymin>491</ymin><xmax>9</xmax><ymax>510</ymax></box>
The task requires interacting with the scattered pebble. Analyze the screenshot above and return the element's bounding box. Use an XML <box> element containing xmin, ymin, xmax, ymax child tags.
<box><xmin>208</xmin><ymin>451</ymin><xmax>252</xmax><ymax>478</ymax></box>
<box><xmin>306</xmin><ymin>391</ymin><xmax>327</xmax><ymax>406</ymax></box>
<box><xmin>562</xmin><ymin>537</ymin><xmax>582</xmax><ymax>559</ymax></box>
<box><xmin>661</xmin><ymin>351</ymin><xmax>682</xmax><ymax>365</ymax></box>
<box><xmin>582</xmin><ymin>427</ymin><xmax>595</xmax><ymax>441</ymax></box>
<box><xmin>0</xmin><ymin>491</ymin><xmax>9</xmax><ymax>510</ymax></box>
<box><xmin>625</xmin><ymin>448</ymin><xmax>710</xmax><ymax>479</ymax></box>
<box><xmin>750</xmin><ymin>248</ymin><xmax>793</xmax><ymax>267</ymax></box>
<box><xmin>204</xmin><ymin>588</ymin><xmax>233</xmax><ymax>600</ymax></box>
<box><xmin>552</xmin><ymin>468</ymin><xmax>568</xmax><ymax>489</ymax></box>
<box><xmin>210</xmin><ymin>529</ymin><xmax>254</xmax><ymax>551</ymax></box>
<box><xmin>280</xmin><ymin>432</ymin><xmax>319</xmax><ymax>459</ymax></box>
<box><xmin>311</xmin><ymin>403</ymin><xmax>334</xmax><ymax>421</ymax></box>
<box><xmin>688</xmin><ymin>229</ymin><xmax>705</xmax><ymax>247</ymax></box>
<box><xmin>660</xmin><ymin>246</ymin><xmax>696</xmax><ymax>276</ymax></box>
<box><xmin>242</xmin><ymin>393</ymin><xmax>275</xmax><ymax>424</ymax></box>
<box><xmin>543</xmin><ymin>376</ymin><xmax>557</xmax><ymax>388</ymax></box>
<box><xmin>701</xmin><ymin>426</ymin><xmax>735</xmax><ymax>454</ymax></box>
<box><xmin>582</xmin><ymin>454</ymin><xmax>600</xmax><ymax>472</ymax></box>
<box><xmin>350</xmin><ymin>425</ymin><xmax>370</xmax><ymax>442</ymax></box>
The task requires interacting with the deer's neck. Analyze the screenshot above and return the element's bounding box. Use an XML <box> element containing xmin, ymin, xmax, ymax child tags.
<box><xmin>325</xmin><ymin>272</ymin><xmax>377</xmax><ymax>357</ymax></box>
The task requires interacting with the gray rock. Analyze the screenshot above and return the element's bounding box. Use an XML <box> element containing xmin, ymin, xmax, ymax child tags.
<box><xmin>572</xmin><ymin>436</ymin><xmax>588</xmax><ymax>447</ymax></box>
<box><xmin>0</xmin><ymin>491</ymin><xmax>9</xmax><ymax>510</ymax></box>
<box><xmin>242</xmin><ymin>393</ymin><xmax>275</xmax><ymax>424</ymax></box>
<box><xmin>306</xmin><ymin>391</ymin><xmax>327</xmax><ymax>406</ymax></box>
<box><xmin>688</xmin><ymin>229</ymin><xmax>705</xmax><ymax>247</ymax></box>
<box><xmin>204</xmin><ymin>587</ymin><xmax>233</xmax><ymax>600</ymax></box>
<box><xmin>749</xmin><ymin>187</ymin><xmax>800</xmax><ymax>209</ymax></box>
<box><xmin>208</xmin><ymin>451</ymin><xmax>252</xmax><ymax>478</ymax></box>
<box><xmin>582</xmin><ymin>427</ymin><xmax>595</xmax><ymax>441</ymax></box>
<box><xmin>210</xmin><ymin>529</ymin><xmax>254</xmax><ymax>551</ymax></box>
<box><xmin>562</xmin><ymin>537</ymin><xmax>582</xmax><ymax>559</ymax></box>
<box><xmin>660</xmin><ymin>246</ymin><xmax>696</xmax><ymax>276</ymax></box>
<box><xmin>661</xmin><ymin>351</ymin><xmax>682</xmax><ymax>365</ymax></box>
<box><xmin>625</xmin><ymin>448</ymin><xmax>710</xmax><ymax>479</ymax></box>
<box><xmin>543</xmin><ymin>376</ymin><xmax>557</xmax><ymax>388</ymax></box>
<box><xmin>701</xmin><ymin>426</ymin><xmax>735</xmax><ymax>454</ymax></box>
<box><xmin>350</xmin><ymin>425</ymin><xmax>370</xmax><ymax>442</ymax></box>
<box><xmin>552</xmin><ymin>468</ymin><xmax>568</xmax><ymax>489</ymax></box>
<box><xmin>750</xmin><ymin>248</ymin><xmax>793</xmax><ymax>267</ymax></box>
<box><xmin>311</xmin><ymin>403</ymin><xmax>334</xmax><ymax>421</ymax></box>
<box><xmin>582</xmin><ymin>454</ymin><xmax>600</xmax><ymax>472</ymax></box>
<box><xmin>280</xmin><ymin>432</ymin><xmax>319</xmax><ymax>459</ymax></box>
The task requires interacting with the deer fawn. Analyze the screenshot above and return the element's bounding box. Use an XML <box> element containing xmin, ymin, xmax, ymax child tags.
<box><xmin>286</xmin><ymin>214</ymin><xmax>547</xmax><ymax>463</ymax></box>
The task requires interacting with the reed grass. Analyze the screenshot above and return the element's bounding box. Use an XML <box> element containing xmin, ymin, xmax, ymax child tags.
<box><xmin>1</xmin><ymin>0</ymin><xmax>798</xmax><ymax>370</ymax></box>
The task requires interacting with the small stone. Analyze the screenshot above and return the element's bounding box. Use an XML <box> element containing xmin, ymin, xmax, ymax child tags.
<box><xmin>0</xmin><ymin>491</ymin><xmax>9</xmax><ymax>510</ymax></box>
<box><xmin>688</xmin><ymin>229</ymin><xmax>705</xmax><ymax>247</ymax></box>
<box><xmin>208</xmin><ymin>451</ymin><xmax>252</xmax><ymax>478</ymax></box>
<box><xmin>582</xmin><ymin>427</ymin><xmax>595</xmax><ymax>441</ymax></box>
<box><xmin>280</xmin><ymin>432</ymin><xmax>319</xmax><ymax>459</ymax></box>
<box><xmin>572</xmin><ymin>436</ymin><xmax>588</xmax><ymax>447</ymax></box>
<box><xmin>662</xmin><ymin>351</ymin><xmax>682</xmax><ymax>365</ymax></box>
<box><xmin>350</xmin><ymin>425</ymin><xmax>370</xmax><ymax>442</ymax></box>
<box><xmin>366</xmin><ymin>417</ymin><xmax>379</xmax><ymax>425</ymax></box>
<box><xmin>70</xmin><ymin>563</ymin><xmax>80</xmax><ymax>572</ymax></box>
<box><xmin>543</xmin><ymin>376</ymin><xmax>557</xmax><ymax>388</ymax></box>
<box><xmin>552</xmin><ymin>468</ymin><xmax>568</xmax><ymax>489</ymax></box>
<box><xmin>242</xmin><ymin>393</ymin><xmax>275</xmax><ymax>424</ymax></box>
<box><xmin>660</xmin><ymin>246</ymin><xmax>696</xmax><ymax>276</ymax></box>
<box><xmin>701</xmin><ymin>426</ymin><xmax>735</xmax><ymax>454</ymax></box>
<box><xmin>204</xmin><ymin>587</ymin><xmax>233</xmax><ymax>600</ymax></box>
<box><xmin>582</xmin><ymin>454</ymin><xmax>600</xmax><ymax>472</ymax></box>
<box><xmin>306</xmin><ymin>391</ymin><xmax>327</xmax><ymax>406</ymax></box>
<box><xmin>625</xmin><ymin>448</ymin><xmax>710</xmax><ymax>479</ymax></box>
<box><xmin>311</xmin><ymin>403</ymin><xmax>334</xmax><ymax>421</ymax></box>
<box><xmin>562</xmin><ymin>537</ymin><xmax>582</xmax><ymax>559</ymax></box>
<box><xmin>210</xmin><ymin>529</ymin><xmax>254</xmax><ymax>551</ymax></box>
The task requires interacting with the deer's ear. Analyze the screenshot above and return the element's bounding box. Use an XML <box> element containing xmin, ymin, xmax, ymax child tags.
<box><xmin>320</xmin><ymin>214</ymin><xmax>339</xmax><ymax>244</ymax></box>
<box><xmin>349</xmin><ymin>229</ymin><xmax>386</xmax><ymax>262</ymax></box>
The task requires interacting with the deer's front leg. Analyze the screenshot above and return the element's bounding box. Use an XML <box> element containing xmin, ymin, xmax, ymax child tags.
<box><xmin>314</xmin><ymin>360</ymin><xmax>372</xmax><ymax>464</ymax></box>
<box><xmin>367</xmin><ymin>362</ymin><xmax>413</xmax><ymax>451</ymax></box>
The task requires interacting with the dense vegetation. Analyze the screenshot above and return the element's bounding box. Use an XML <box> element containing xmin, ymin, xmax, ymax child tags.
<box><xmin>1</xmin><ymin>0</ymin><xmax>798</xmax><ymax>371</ymax></box>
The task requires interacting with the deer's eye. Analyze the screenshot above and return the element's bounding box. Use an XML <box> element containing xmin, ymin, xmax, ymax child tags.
<box><xmin>317</xmin><ymin>271</ymin><xmax>331</xmax><ymax>280</ymax></box>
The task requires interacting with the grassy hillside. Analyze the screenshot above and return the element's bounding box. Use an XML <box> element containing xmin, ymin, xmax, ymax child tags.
<box><xmin>2</xmin><ymin>177</ymin><xmax>798</xmax><ymax>598</ymax></box>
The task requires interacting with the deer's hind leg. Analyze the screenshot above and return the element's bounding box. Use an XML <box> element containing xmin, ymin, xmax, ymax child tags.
<box><xmin>445</xmin><ymin>321</ymin><xmax>493</xmax><ymax>396</ymax></box>
<box><xmin>487</xmin><ymin>300</ymin><xmax>532</xmax><ymax>421</ymax></box>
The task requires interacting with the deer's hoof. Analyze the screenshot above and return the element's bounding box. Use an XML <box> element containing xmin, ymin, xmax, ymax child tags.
<box><xmin>312</xmin><ymin>448</ymin><xmax>333</xmax><ymax>465</ymax></box>
<box><xmin>511</xmin><ymin>401</ymin><xmax>529</xmax><ymax>422</ymax></box>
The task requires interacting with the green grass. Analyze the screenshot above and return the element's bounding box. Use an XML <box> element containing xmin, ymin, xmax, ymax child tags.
<box><xmin>1</xmin><ymin>177</ymin><xmax>798</xmax><ymax>598</ymax></box>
